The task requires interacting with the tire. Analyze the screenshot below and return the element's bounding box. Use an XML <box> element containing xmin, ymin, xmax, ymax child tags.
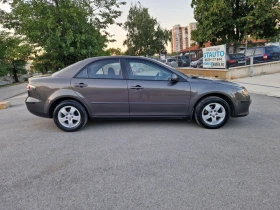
<box><xmin>53</xmin><ymin>100</ymin><xmax>88</xmax><ymax>132</ymax></box>
<box><xmin>194</xmin><ymin>96</ymin><xmax>231</xmax><ymax>129</ymax></box>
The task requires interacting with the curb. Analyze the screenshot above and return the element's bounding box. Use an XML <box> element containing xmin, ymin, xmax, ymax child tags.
<box><xmin>0</xmin><ymin>101</ymin><xmax>11</xmax><ymax>110</ymax></box>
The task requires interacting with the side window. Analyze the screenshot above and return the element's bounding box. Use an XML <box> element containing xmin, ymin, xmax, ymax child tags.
<box><xmin>254</xmin><ymin>48</ymin><xmax>263</xmax><ymax>55</ymax></box>
<box><xmin>76</xmin><ymin>67</ymin><xmax>88</xmax><ymax>78</ymax></box>
<box><xmin>266</xmin><ymin>47</ymin><xmax>280</xmax><ymax>54</ymax></box>
<box><xmin>87</xmin><ymin>59</ymin><xmax>122</xmax><ymax>79</ymax></box>
<box><xmin>126</xmin><ymin>60</ymin><xmax>172</xmax><ymax>81</ymax></box>
<box><xmin>245</xmin><ymin>49</ymin><xmax>254</xmax><ymax>56</ymax></box>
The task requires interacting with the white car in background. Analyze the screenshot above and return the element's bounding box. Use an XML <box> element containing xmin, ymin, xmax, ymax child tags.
<box><xmin>163</xmin><ymin>58</ymin><xmax>178</xmax><ymax>68</ymax></box>
<box><xmin>190</xmin><ymin>58</ymin><xmax>203</xmax><ymax>68</ymax></box>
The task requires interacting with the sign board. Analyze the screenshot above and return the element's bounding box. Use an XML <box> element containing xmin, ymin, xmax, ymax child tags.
<box><xmin>203</xmin><ymin>44</ymin><xmax>226</xmax><ymax>69</ymax></box>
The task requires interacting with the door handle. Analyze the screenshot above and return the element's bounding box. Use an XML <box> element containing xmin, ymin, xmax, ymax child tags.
<box><xmin>130</xmin><ymin>85</ymin><xmax>144</xmax><ymax>90</ymax></box>
<box><xmin>74</xmin><ymin>83</ymin><xmax>88</xmax><ymax>88</ymax></box>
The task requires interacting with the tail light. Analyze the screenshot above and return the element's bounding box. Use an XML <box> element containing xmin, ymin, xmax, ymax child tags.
<box><xmin>263</xmin><ymin>54</ymin><xmax>268</xmax><ymax>60</ymax></box>
<box><xmin>27</xmin><ymin>84</ymin><xmax>35</xmax><ymax>91</ymax></box>
<box><xmin>228</xmin><ymin>60</ymin><xmax>237</xmax><ymax>64</ymax></box>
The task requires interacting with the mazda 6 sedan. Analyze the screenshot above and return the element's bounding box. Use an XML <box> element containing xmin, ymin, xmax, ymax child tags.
<box><xmin>26</xmin><ymin>56</ymin><xmax>251</xmax><ymax>132</ymax></box>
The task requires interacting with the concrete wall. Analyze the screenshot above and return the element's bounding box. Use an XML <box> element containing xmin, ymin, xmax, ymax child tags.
<box><xmin>226</xmin><ymin>61</ymin><xmax>280</xmax><ymax>79</ymax></box>
<box><xmin>177</xmin><ymin>61</ymin><xmax>280</xmax><ymax>80</ymax></box>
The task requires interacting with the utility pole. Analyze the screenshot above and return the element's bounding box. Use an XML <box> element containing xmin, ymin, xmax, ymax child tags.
<box><xmin>245</xmin><ymin>39</ymin><xmax>248</xmax><ymax>66</ymax></box>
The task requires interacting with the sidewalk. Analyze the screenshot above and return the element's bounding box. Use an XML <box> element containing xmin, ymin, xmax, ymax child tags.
<box><xmin>233</xmin><ymin>73</ymin><xmax>280</xmax><ymax>98</ymax></box>
<box><xmin>0</xmin><ymin>83</ymin><xmax>27</xmax><ymax>101</ymax></box>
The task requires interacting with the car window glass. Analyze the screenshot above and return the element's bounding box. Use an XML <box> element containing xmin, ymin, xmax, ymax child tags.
<box><xmin>126</xmin><ymin>60</ymin><xmax>171</xmax><ymax>81</ymax></box>
<box><xmin>86</xmin><ymin>59</ymin><xmax>122</xmax><ymax>79</ymax></box>
<box><xmin>266</xmin><ymin>46</ymin><xmax>280</xmax><ymax>53</ymax></box>
<box><xmin>245</xmin><ymin>49</ymin><xmax>254</xmax><ymax>56</ymax></box>
<box><xmin>76</xmin><ymin>67</ymin><xmax>88</xmax><ymax>78</ymax></box>
<box><xmin>254</xmin><ymin>48</ymin><xmax>263</xmax><ymax>55</ymax></box>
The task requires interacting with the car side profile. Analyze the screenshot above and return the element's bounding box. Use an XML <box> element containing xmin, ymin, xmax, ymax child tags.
<box><xmin>242</xmin><ymin>46</ymin><xmax>280</xmax><ymax>64</ymax></box>
<box><xmin>26</xmin><ymin>56</ymin><xmax>251</xmax><ymax>132</ymax></box>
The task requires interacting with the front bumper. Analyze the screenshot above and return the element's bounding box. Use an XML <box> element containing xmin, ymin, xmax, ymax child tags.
<box><xmin>233</xmin><ymin>99</ymin><xmax>252</xmax><ymax>118</ymax></box>
<box><xmin>26</xmin><ymin>97</ymin><xmax>49</xmax><ymax>118</ymax></box>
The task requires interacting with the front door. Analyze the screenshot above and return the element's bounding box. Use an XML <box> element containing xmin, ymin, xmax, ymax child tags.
<box><xmin>124</xmin><ymin>59</ymin><xmax>191</xmax><ymax>116</ymax></box>
<box><xmin>71</xmin><ymin>58</ymin><xmax>129</xmax><ymax>116</ymax></box>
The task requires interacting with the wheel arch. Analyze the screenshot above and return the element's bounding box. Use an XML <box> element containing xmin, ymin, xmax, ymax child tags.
<box><xmin>48</xmin><ymin>97</ymin><xmax>91</xmax><ymax>118</ymax></box>
<box><xmin>192</xmin><ymin>93</ymin><xmax>235</xmax><ymax>119</ymax></box>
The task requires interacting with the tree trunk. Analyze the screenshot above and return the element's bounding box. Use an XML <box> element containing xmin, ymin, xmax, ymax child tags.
<box><xmin>12</xmin><ymin>63</ymin><xmax>19</xmax><ymax>83</ymax></box>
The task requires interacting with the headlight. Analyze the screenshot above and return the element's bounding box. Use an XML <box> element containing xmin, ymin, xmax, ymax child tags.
<box><xmin>241</xmin><ymin>88</ymin><xmax>249</xmax><ymax>96</ymax></box>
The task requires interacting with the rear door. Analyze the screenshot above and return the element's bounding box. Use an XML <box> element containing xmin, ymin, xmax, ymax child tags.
<box><xmin>253</xmin><ymin>48</ymin><xmax>264</xmax><ymax>63</ymax></box>
<box><xmin>71</xmin><ymin>58</ymin><xmax>129</xmax><ymax>116</ymax></box>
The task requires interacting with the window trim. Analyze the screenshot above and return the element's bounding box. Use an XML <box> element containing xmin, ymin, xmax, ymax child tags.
<box><xmin>124</xmin><ymin>58</ymin><xmax>174</xmax><ymax>82</ymax></box>
<box><xmin>73</xmin><ymin>58</ymin><xmax>125</xmax><ymax>80</ymax></box>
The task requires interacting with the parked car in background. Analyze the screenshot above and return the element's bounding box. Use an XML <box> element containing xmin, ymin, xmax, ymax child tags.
<box><xmin>164</xmin><ymin>58</ymin><xmax>178</xmax><ymax>68</ymax></box>
<box><xmin>177</xmin><ymin>55</ymin><xmax>190</xmax><ymax>67</ymax></box>
<box><xmin>26</xmin><ymin>56</ymin><xmax>251</xmax><ymax>132</ymax></box>
<box><xmin>190</xmin><ymin>59</ymin><xmax>199</xmax><ymax>68</ymax></box>
<box><xmin>190</xmin><ymin>58</ymin><xmax>203</xmax><ymax>68</ymax></box>
<box><xmin>226</xmin><ymin>53</ymin><xmax>249</xmax><ymax>68</ymax></box>
<box><xmin>240</xmin><ymin>46</ymin><xmax>280</xmax><ymax>64</ymax></box>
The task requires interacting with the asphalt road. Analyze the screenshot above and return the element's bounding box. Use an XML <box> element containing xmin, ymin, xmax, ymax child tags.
<box><xmin>0</xmin><ymin>93</ymin><xmax>280</xmax><ymax>210</ymax></box>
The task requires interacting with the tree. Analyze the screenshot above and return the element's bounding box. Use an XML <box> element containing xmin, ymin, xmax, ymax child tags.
<box><xmin>107</xmin><ymin>48</ymin><xmax>123</xmax><ymax>55</ymax></box>
<box><xmin>0</xmin><ymin>0</ymin><xmax>126</xmax><ymax>70</ymax></box>
<box><xmin>32</xmin><ymin>52</ymin><xmax>53</xmax><ymax>75</ymax></box>
<box><xmin>0</xmin><ymin>32</ymin><xmax>32</xmax><ymax>82</ymax></box>
<box><xmin>123</xmin><ymin>3</ymin><xmax>171</xmax><ymax>56</ymax></box>
<box><xmin>191</xmin><ymin>0</ymin><xmax>280</xmax><ymax>47</ymax></box>
<box><xmin>0</xmin><ymin>31</ymin><xmax>9</xmax><ymax>76</ymax></box>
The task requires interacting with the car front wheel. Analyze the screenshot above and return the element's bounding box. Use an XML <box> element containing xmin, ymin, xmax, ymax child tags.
<box><xmin>53</xmin><ymin>100</ymin><xmax>88</xmax><ymax>132</ymax></box>
<box><xmin>194</xmin><ymin>96</ymin><xmax>230</xmax><ymax>129</ymax></box>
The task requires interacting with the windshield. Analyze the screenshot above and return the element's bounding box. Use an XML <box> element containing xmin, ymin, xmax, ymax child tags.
<box><xmin>181</xmin><ymin>56</ymin><xmax>189</xmax><ymax>62</ymax></box>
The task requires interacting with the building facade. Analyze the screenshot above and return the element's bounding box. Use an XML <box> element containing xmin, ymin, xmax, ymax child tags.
<box><xmin>170</xmin><ymin>22</ymin><xmax>197</xmax><ymax>53</ymax></box>
<box><xmin>188</xmin><ymin>22</ymin><xmax>197</xmax><ymax>47</ymax></box>
<box><xmin>170</xmin><ymin>25</ymin><xmax>189</xmax><ymax>53</ymax></box>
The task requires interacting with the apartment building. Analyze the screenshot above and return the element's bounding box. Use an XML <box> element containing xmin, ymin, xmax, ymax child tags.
<box><xmin>188</xmin><ymin>22</ymin><xmax>197</xmax><ymax>47</ymax></box>
<box><xmin>170</xmin><ymin>22</ymin><xmax>197</xmax><ymax>53</ymax></box>
<box><xmin>170</xmin><ymin>25</ymin><xmax>189</xmax><ymax>53</ymax></box>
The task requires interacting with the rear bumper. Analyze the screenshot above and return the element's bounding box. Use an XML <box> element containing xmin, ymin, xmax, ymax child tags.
<box><xmin>25</xmin><ymin>97</ymin><xmax>49</xmax><ymax>118</ymax></box>
<box><xmin>233</xmin><ymin>99</ymin><xmax>252</xmax><ymax>118</ymax></box>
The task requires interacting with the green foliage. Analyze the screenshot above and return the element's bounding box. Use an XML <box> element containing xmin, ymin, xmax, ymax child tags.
<box><xmin>191</xmin><ymin>0</ymin><xmax>280</xmax><ymax>46</ymax></box>
<box><xmin>0</xmin><ymin>0</ymin><xmax>126</xmax><ymax>70</ymax></box>
<box><xmin>0</xmin><ymin>31</ymin><xmax>32</xmax><ymax>81</ymax></box>
<box><xmin>123</xmin><ymin>3</ymin><xmax>171</xmax><ymax>56</ymax></box>
<box><xmin>107</xmin><ymin>47</ymin><xmax>123</xmax><ymax>55</ymax></box>
<box><xmin>32</xmin><ymin>53</ymin><xmax>53</xmax><ymax>74</ymax></box>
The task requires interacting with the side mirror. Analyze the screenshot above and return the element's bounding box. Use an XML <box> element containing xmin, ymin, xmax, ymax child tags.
<box><xmin>171</xmin><ymin>73</ymin><xmax>179</xmax><ymax>82</ymax></box>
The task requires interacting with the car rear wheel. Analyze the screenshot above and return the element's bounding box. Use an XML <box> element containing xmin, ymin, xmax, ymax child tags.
<box><xmin>53</xmin><ymin>100</ymin><xmax>88</xmax><ymax>132</ymax></box>
<box><xmin>194</xmin><ymin>96</ymin><xmax>230</xmax><ymax>129</ymax></box>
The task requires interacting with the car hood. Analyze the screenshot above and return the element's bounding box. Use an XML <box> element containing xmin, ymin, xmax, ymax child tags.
<box><xmin>189</xmin><ymin>76</ymin><xmax>243</xmax><ymax>88</ymax></box>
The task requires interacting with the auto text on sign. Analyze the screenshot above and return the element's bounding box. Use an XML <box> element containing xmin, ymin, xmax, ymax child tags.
<box><xmin>203</xmin><ymin>44</ymin><xmax>226</xmax><ymax>69</ymax></box>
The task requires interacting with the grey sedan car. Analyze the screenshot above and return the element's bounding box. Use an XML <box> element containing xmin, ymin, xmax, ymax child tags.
<box><xmin>26</xmin><ymin>56</ymin><xmax>251</xmax><ymax>132</ymax></box>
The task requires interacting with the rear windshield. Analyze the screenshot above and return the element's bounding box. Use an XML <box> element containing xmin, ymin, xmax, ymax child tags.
<box><xmin>167</xmin><ymin>59</ymin><xmax>176</xmax><ymax>62</ymax></box>
<box><xmin>266</xmin><ymin>46</ymin><xmax>280</xmax><ymax>53</ymax></box>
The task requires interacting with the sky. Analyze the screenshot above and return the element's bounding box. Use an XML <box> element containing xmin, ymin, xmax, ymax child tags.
<box><xmin>107</xmin><ymin>0</ymin><xmax>195</xmax><ymax>51</ymax></box>
<box><xmin>0</xmin><ymin>0</ymin><xmax>196</xmax><ymax>51</ymax></box>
